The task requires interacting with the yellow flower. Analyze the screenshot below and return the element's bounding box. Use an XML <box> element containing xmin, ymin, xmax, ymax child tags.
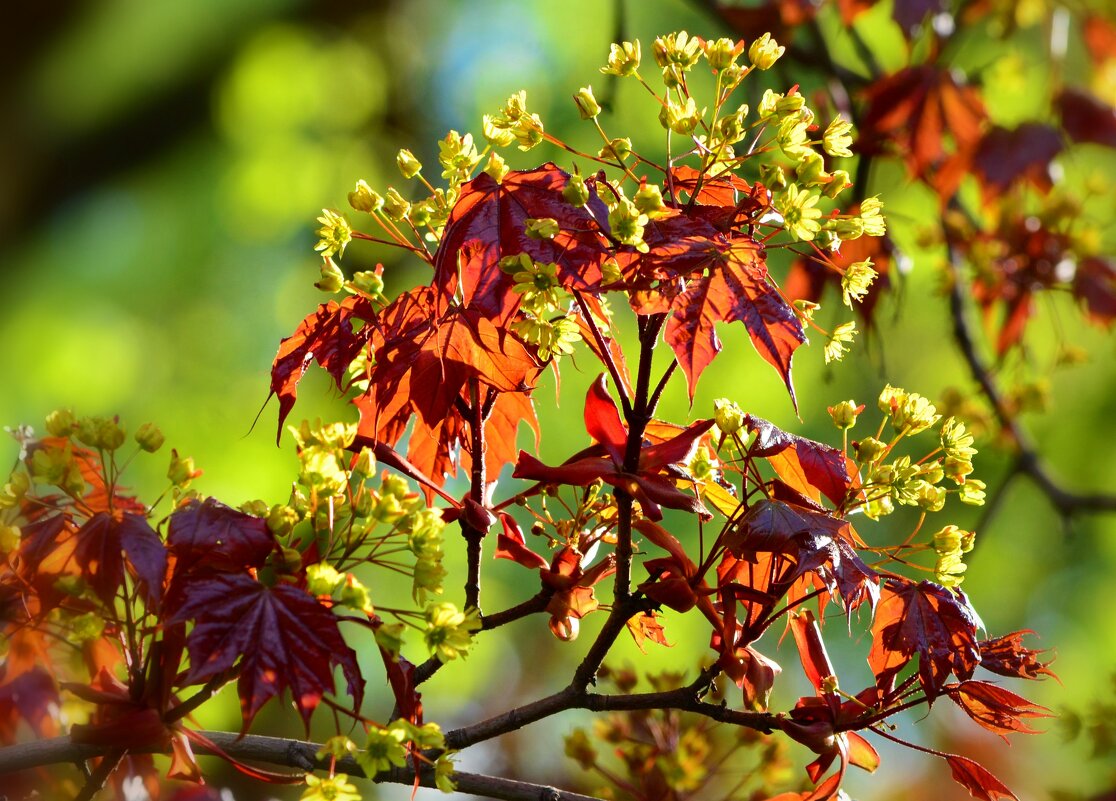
<box><xmin>824</xmin><ymin>321</ymin><xmax>857</xmax><ymax>364</ymax></box>
<box><xmin>748</xmin><ymin>33</ymin><xmax>785</xmax><ymax>70</ymax></box>
<box><xmin>600</xmin><ymin>40</ymin><xmax>641</xmax><ymax>76</ymax></box>
<box><xmin>314</xmin><ymin>209</ymin><xmax>352</xmax><ymax>259</ymax></box>
<box><xmin>424</xmin><ymin>602</ymin><xmax>481</xmax><ymax>662</ymax></box>
<box><xmin>775</xmin><ymin>184</ymin><xmax>823</xmax><ymax>242</ymax></box>
<box><xmin>823</xmin><ymin>115</ymin><xmax>855</xmax><ymax>158</ymax></box>
<box><xmin>300</xmin><ymin>774</ymin><xmax>362</xmax><ymax>801</ymax></box>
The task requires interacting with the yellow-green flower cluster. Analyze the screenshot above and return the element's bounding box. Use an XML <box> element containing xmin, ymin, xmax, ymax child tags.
<box><xmin>941</xmin><ymin>417</ymin><xmax>979</xmax><ymax>485</ymax></box>
<box><xmin>289</xmin><ymin>419</ymin><xmax>357</xmax><ymax>498</ymax></box>
<box><xmin>501</xmin><ymin>254</ymin><xmax>564</xmax><ymax>313</ymax></box>
<box><xmin>424</xmin><ymin>602</ymin><xmax>482</xmax><ymax>662</ymax></box>
<box><xmin>877</xmin><ymin>386</ymin><xmax>941</xmax><ymax>435</ymax></box>
<box><xmin>713</xmin><ymin>398</ymin><xmax>745</xmax><ymax>435</ymax></box>
<box><xmin>407</xmin><ymin>508</ymin><xmax>448</xmax><ymax>602</ymax></box>
<box><xmin>932</xmin><ymin>524</ymin><xmax>975</xmax><ymax>588</ymax></box>
<box><xmin>600</xmin><ymin>41</ymin><xmax>641</xmax><ymax>77</ymax></box>
<box><xmin>356</xmin><ymin>725</ymin><xmax>408</xmax><ymax>776</ymax></box>
<box><xmin>607</xmin><ymin>195</ymin><xmax>650</xmax><ymax>252</ymax></box>
<box><xmin>483</xmin><ymin>91</ymin><xmax>544</xmax><ymax>151</ymax></box>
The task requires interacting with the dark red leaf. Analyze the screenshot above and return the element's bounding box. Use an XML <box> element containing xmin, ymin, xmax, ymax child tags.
<box><xmin>584</xmin><ymin>375</ymin><xmax>628</xmax><ymax>464</ymax></box>
<box><xmin>945</xmin><ymin>755</ymin><xmax>1017</xmax><ymax>801</ymax></box>
<box><xmin>1056</xmin><ymin>88</ymin><xmax>1116</xmax><ymax>149</ymax></box>
<box><xmin>893</xmin><ymin>0</ymin><xmax>947</xmax><ymax>35</ymax></box>
<box><xmin>169</xmin><ymin>573</ymin><xmax>362</xmax><ymax>728</ymax></box>
<box><xmin>433</xmin><ymin>164</ymin><xmax>610</xmax><ymax>321</ymax></box>
<box><xmin>664</xmin><ymin>238</ymin><xmax>805</xmax><ymax>405</ymax></box>
<box><xmin>0</xmin><ymin>667</ymin><xmax>58</xmax><ymax>740</ymax></box>
<box><xmin>1074</xmin><ymin>256</ymin><xmax>1116</xmax><ymax>326</ymax></box>
<box><xmin>973</xmin><ymin>124</ymin><xmax>1063</xmax><ymax>202</ymax></box>
<box><xmin>270</xmin><ymin>296</ymin><xmax>373</xmax><ymax>440</ymax></box>
<box><xmin>167</xmin><ymin>498</ymin><xmax>274</xmax><ymax>573</ymax></box>
<box><xmin>869</xmin><ymin>578</ymin><xmax>982</xmax><ymax>701</ymax></box>
<box><xmin>948</xmin><ymin>680</ymin><xmax>1052</xmax><ymax>740</ymax></box>
<box><xmin>117</xmin><ymin>514</ymin><xmax>167</xmax><ymax>606</ymax></box>
<box><xmin>977</xmin><ymin>630</ymin><xmax>1056</xmax><ymax>680</ymax></box>
<box><xmin>743</xmin><ymin>415</ymin><xmax>855</xmax><ymax>507</ymax></box>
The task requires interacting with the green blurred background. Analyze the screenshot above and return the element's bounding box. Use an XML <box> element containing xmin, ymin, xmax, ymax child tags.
<box><xmin>2</xmin><ymin>0</ymin><xmax>1114</xmax><ymax>798</ymax></box>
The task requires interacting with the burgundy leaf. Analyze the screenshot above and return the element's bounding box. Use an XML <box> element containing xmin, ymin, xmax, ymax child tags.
<box><xmin>433</xmin><ymin>164</ymin><xmax>610</xmax><ymax>321</ymax></box>
<box><xmin>1056</xmin><ymin>88</ymin><xmax>1116</xmax><ymax>149</ymax></box>
<box><xmin>167</xmin><ymin>498</ymin><xmax>275</xmax><ymax>573</ymax></box>
<box><xmin>869</xmin><ymin>578</ymin><xmax>982</xmax><ymax>701</ymax></box>
<box><xmin>169</xmin><ymin>573</ymin><xmax>363</xmax><ymax>728</ymax></box>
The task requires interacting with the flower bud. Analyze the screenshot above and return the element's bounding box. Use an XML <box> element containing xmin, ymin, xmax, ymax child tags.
<box><xmin>484</xmin><ymin>151</ymin><xmax>509</xmax><ymax>182</ymax></box>
<box><xmin>352</xmin><ymin>446</ymin><xmax>375</xmax><ymax>478</ymax></box>
<box><xmin>352</xmin><ymin>269</ymin><xmax>384</xmax><ymax>297</ymax></box>
<box><xmin>959</xmin><ymin>478</ymin><xmax>986</xmax><ymax>506</ymax></box>
<box><xmin>599</xmin><ymin>137</ymin><xmax>632</xmax><ymax>161</ymax></box>
<box><xmin>823</xmin><ymin>116</ymin><xmax>855</xmax><ymax>158</ymax></box>
<box><xmin>396</xmin><ymin>149</ymin><xmax>423</xmax><ymax>179</ymax></box>
<box><xmin>713</xmin><ymin>398</ymin><xmax>745</xmax><ymax>434</ymax></box>
<box><xmin>856</xmin><ymin>437</ymin><xmax>887</xmax><ymax>463</ymax></box>
<box><xmin>659</xmin><ymin>96</ymin><xmax>702</xmax><ymax>135</ymax></box>
<box><xmin>574</xmin><ymin>86</ymin><xmax>602</xmax><ymax>119</ymax></box>
<box><xmin>348</xmin><ymin>179</ymin><xmax>383</xmax><ymax>213</ymax></box>
<box><xmin>45</xmin><ymin>409</ymin><xmax>76</xmax><ymax>438</ymax></box>
<box><xmin>267</xmin><ymin>504</ymin><xmax>300</xmax><ymax>537</ymax></box>
<box><xmin>307</xmin><ymin>562</ymin><xmax>345</xmax><ymax>596</ymax></box>
<box><xmin>134</xmin><ymin>422</ymin><xmax>165</xmax><ymax>453</ymax></box>
<box><xmin>633</xmin><ymin>183</ymin><xmax>667</xmax><ymax>217</ymax></box>
<box><xmin>562</xmin><ymin>174</ymin><xmax>590</xmax><ymax>207</ymax></box>
<box><xmin>823</xmin><ymin>170</ymin><xmax>854</xmax><ymax>198</ymax></box>
<box><xmin>316</xmin><ymin>258</ymin><xmax>345</xmax><ymax>293</ymax></box>
<box><xmin>932</xmin><ymin>525</ymin><xmax>964</xmax><ymax>555</ymax></box>
<box><xmin>749</xmin><ymin>33</ymin><xmax>785</xmax><ymax>69</ymax></box>
<box><xmin>383</xmin><ymin>188</ymin><xmax>410</xmax><ymax>221</ymax></box>
<box><xmin>827</xmin><ymin>400</ymin><xmax>863</xmax><ymax>429</ymax></box>
<box><xmin>704</xmin><ymin>37</ymin><xmax>742</xmax><ymax>71</ymax></box>
<box><xmin>168</xmin><ymin>449</ymin><xmax>201</xmax><ymax>487</ymax></box>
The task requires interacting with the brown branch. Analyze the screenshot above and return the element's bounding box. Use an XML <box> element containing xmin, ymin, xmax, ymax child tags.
<box><xmin>0</xmin><ymin>732</ymin><xmax>604</xmax><ymax>801</ymax></box>
<box><xmin>444</xmin><ymin>673</ymin><xmax>782</xmax><ymax>751</ymax></box>
<box><xmin>946</xmin><ymin>251</ymin><xmax>1116</xmax><ymax>520</ymax></box>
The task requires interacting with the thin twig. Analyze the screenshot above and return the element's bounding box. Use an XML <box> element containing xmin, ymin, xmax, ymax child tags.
<box><xmin>946</xmin><ymin>251</ymin><xmax>1116</xmax><ymax>521</ymax></box>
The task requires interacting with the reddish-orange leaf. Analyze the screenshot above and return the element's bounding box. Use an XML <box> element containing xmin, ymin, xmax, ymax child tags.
<box><xmin>625</xmin><ymin>611</ymin><xmax>671</xmax><ymax>653</ymax></box>
<box><xmin>744</xmin><ymin>415</ymin><xmax>857</xmax><ymax>508</ymax></box>
<box><xmin>270</xmin><ymin>296</ymin><xmax>373</xmax><ymax>440</ymax></box>
<box><xmin>948</xmin><ymin>680</ymin><xmax>1053</xmax><ymax>740</ymax></box>
<box><xmin>869</xmin><ymin>578</ymin><xmax>981</xmax><ymax>701</ymax></box>
<box><xmin>664</xmin><ymin>238</ymin><xmax>805</xmax><ymax>405</ymax></box>
<box><xmin>860</xmin><ymin>66</ymin><xmax>986</xmax><ymax>187</ymax></box>
<box><xmin>945</xmin><ymin>755</ymin><xmax>1017</xmax><ymax>801</ymax></box>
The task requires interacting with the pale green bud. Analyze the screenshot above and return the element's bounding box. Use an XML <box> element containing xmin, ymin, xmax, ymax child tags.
<box><xmin>348</xmin><ymin>179</ymin><xmax>383</xmax><ymax>213</ymax></box>
<box><xmin>484</xmin><ymin>151</ymin><xmax>509</xmax><ymax>182</ymax></box>
<box><xmin>562</xmin><ymin>174</ymin><xmax>590</xmax><ymax>207</ymax></box>
<box><xmin>827</xmin><ymin>400</ymin><xmax>861</xmax><ymax>429</ymax></box>
<box><xmin>316</xmin><ymin>258</ymin><xmax>345</xmax><ymax>293</ymax></box>
<box><xmin>45</xmin><ymin>409</ymin><xmax>76</xmax><ymax>438</ymax></box>
<box><xmin>352</xmin><ymin>269</ymin><xmax>384</xmax><ymax>297</ymax></box>
<box><xmin>856</xmin><ymin>437</ymin><xmax>887</xmax><ymax>463</ymax></box>
<box><xmin>748</xmin><ymin>33</ymin><xmax>785</xmax><ymax>69</ymax></box>
<box><xmin>633</xmin><ymin>183</ymin><xmax>667</xmax><ymax>217</ymax></box>
<box><xmin>703</xmin><ymin>37</ymin><xmax>742</xmax><ymax>71</ymax></box>
<box><xmin>574</xmin><ymin>86</ymin><xmax>602</xmax><ymax>119</ymax></box>
<box><xmin>134</xmin><ymin>423</ymin><xmax>165</xmax><ymax>453</ymax></box>
<box><xmin>396</xmin><ymin>149</ymin><xmax>423</xmax><ymax>179</ymax></box>
<box><xmin>713</xmin><ymin>398</ymin><xmax>745</xmax><ymax>434</ymax></box>
<box><xmin>307</xmin><ymin>562</ymin><xmax>345</xmax><ymax>596</ymax></box>
<box><xmin>267</xmin><ymin>504</ymin><xmax>299</xmax><ymax>537</ymax></box>
<box><xmin>601</xmin><ymin>41</ymin><xmax>641</xmax><ymax>76</ymax></box>
<box><xmin>525</xmin><ymin>218</ymin><xmax>560</xmax><ymax>240</ymax></box>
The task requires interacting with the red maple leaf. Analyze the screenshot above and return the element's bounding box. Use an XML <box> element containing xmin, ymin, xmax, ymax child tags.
<box><xmin>433</xmin><ymin>164</ymin><xmax>611</xmax><ymax>321</ymax></box>
<box><xmin>976</xmin><ymin>630</ymin><xmax>1055</xmax><ymax>680</ymax></box>
<box><xmin>512</xmin><ymin>375</ymin><xmax>713</xmax><ymax>521</ymax></box>
<box><xmin>869</xmin><ymin>578</ymin><xmax>982</xmax><ymax>701</ymax></box>
<box><xmin>860</xmin><ymin>66</ymin><xmax>986</xmax><ymax>193</ymax></box>
<box><xmin>169</xmin><ymin>573</ymin><xmax>362</xmax><ymax>728</ymax></box>
<box><xmin>270</xmin><ymin>295</ymin><xmax>373</xmax><ymax>438</ymax></box>
<box><xmin>664</xmin><ymin>236</ymin><xmax>806</xmax><ymax>405</ymax></box>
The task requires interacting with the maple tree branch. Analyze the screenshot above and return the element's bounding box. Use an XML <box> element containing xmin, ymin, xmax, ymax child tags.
<box><xmin>0</xmin><ymin>733</ymin><xmax>604</xmax><ymax>801</ymax></box>
<box><xmin>463</xmin><ymin>380</ymin><xmax>488</xmax><ymax>613</ymax></box>
<box><xmin>946</xmin><ymin>251</ymin><xmax>1116</xmax><ymax>520</ymax></box>
<box><xmin>443</xmin><ymin>667</ymin><xmax>781</xmax><ymax>751</ymax></box>
<box><xmin>73</xmin><ymin>748</ymin><xmax>124</xmax><ymax>801</ymax></box>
